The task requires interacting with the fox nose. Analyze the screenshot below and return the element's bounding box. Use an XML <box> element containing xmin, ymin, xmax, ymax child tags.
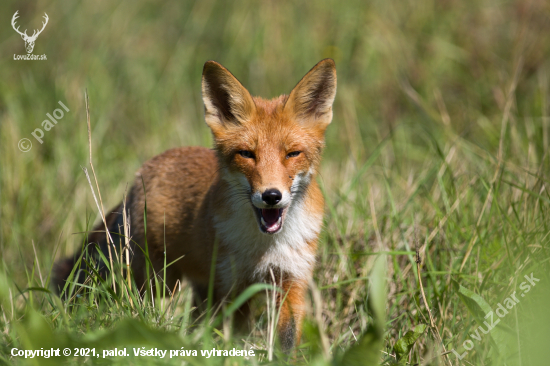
<box><xmin>262</xmin><ymin>189</ymin><xmax>282</xmax><ymax>206</ymax></box>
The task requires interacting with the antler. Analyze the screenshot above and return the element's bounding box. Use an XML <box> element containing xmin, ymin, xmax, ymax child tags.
<box><xmin>11</xmin><ymin>11</ymin><xmax>28</xmax><ymax>37</ymax></box>
<box><xmin>29</xmin><ymin>13</ymin><xmax>49</xmax><ymax>40</ymax></box>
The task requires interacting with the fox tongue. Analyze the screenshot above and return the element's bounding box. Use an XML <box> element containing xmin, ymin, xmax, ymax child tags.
<box><xmin>261</xmin><ymin>209</ymin><xmax>280</xmax><ymax>227</ymax></box>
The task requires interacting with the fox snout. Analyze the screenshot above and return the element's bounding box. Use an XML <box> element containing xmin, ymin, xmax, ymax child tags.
<box><xmin>252</xmin><ymin>187</ymin><xmax>289</xmax><ymax>208</ymax></box>
<box><xmin>262</xmin><ymin>188</ymin><xmax>282</xmax><ymax>205</ymax></box>
<box><xmin>250</xmin><ymin>187</ymin><xmax>290</xmax><ymax>234</ymax></box>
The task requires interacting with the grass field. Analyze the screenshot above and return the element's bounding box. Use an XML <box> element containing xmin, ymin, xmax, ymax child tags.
<box><xmin>2</xmin><ymin>0</ymin><xmax>550</xmax><ymax>365</ymax></box>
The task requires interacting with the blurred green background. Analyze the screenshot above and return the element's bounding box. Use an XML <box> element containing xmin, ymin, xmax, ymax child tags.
<box><xmin>1</xmin><ymin>0</ymin><xmax>550</xmax><ymax>365</ymax></box>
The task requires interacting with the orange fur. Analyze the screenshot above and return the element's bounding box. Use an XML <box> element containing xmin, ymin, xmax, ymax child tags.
<box><xmin>54</xmin><ymin>59</ymin><xmax>337</xmax><ymax>351</ymax></box>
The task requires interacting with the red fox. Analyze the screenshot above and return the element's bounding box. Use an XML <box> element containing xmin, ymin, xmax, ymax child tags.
<box><xmin>53</xmin><ymin>59</ymin><xmax>337</xmax><ymax>351</ymax></box>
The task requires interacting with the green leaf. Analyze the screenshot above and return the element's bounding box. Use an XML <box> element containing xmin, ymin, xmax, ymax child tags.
<box><xmin>452</xmin><ymin>280</ymin><xmax>509</xmax><ymax>358</ymax></box>
<box><xmin>393</xmin><ymin>324</ymin><xmax>427</xmax><ymax>361</ymax></box>
<box><xmin>453</xmin><ymin>280</ymin><xmax>491</xmax><ymax>322</ymax></box>
<box><xmin>370</xmin><ymin>255</ymin><xmax>387</xmax><ymax>329</ymax></box>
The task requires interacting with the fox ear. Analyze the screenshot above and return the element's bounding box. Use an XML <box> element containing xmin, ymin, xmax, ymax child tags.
<box><xmin>202</xmin><ymin>61</ymin><xmax>256</xmax><ymax>130</ymax></box>
<box><xmin>284</xmin><ymin>59</ymin><xmax>337</xmax><ymax>129</ymax></box>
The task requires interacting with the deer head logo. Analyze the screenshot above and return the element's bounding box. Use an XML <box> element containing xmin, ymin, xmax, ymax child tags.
<box><xmin>11</xmin><ymin>11</ymin><xmax>49</xmax><ymax>54</ymax></box>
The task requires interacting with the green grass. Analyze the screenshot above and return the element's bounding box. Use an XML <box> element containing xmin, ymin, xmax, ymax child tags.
<box><xmin>2</xmin><ymin>0</ymin><xmax>550</xmax><ymax>364</ymax></box>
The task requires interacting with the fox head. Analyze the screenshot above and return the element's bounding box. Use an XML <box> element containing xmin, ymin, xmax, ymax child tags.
<box><xmin>201</xmin><ymin>59</ymin><xmax>337</xmax><ymax>235</ymax></box>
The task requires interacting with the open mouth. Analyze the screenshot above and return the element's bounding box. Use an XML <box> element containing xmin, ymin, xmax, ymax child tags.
<box><xmin>255</xmin><ymin>207</ymin><xmax>285</xmax><ymax>234</ymax></box>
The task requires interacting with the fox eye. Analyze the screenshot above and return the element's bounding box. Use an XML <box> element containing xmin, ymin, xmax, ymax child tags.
<box><xmin>237</xmin><ymin>150</ymin><xmax>255</xmax><ymax>159</ymax></box>
<box><xmin>286</xmin><ymin>151</ymin><xmax>301</xmax><ymax>159</ymax></box>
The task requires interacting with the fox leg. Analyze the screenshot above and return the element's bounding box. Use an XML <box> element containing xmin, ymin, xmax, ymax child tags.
<box><xmin>276</xmin><ymin>278</ymin><xmax>307</xmax><ymax>352</ymax></box>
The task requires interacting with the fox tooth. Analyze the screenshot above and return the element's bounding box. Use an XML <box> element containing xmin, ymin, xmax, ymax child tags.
<box><xmin>261</xmin><ymin>217</ymin><xmax>267</xmax><ymax>227</ymax></box>
<box><xmin>277</xmin><ymin>217</ymin><xmax>281</xmax><ymax>225</ymax></box>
